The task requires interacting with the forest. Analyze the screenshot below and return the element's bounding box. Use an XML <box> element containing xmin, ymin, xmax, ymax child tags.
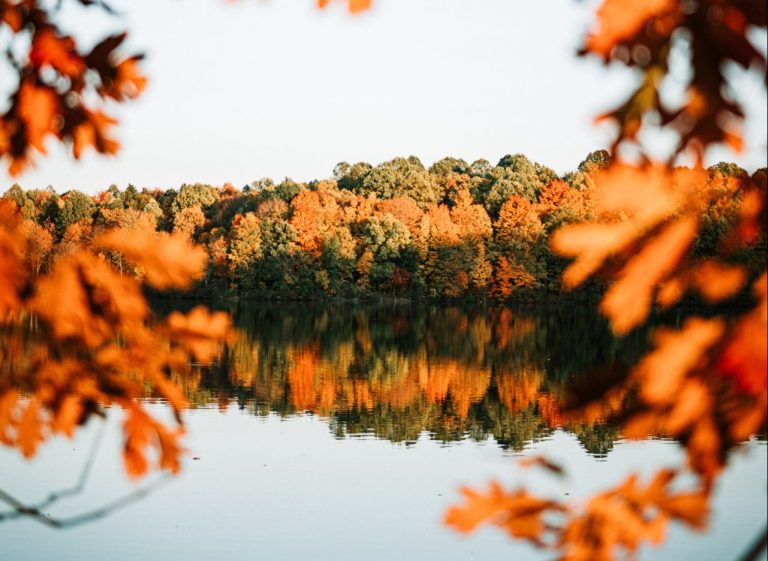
<box><xmin>4</xmin><ymin>152</ymin><xmax>764</xmax><ymax>300</ymax></box>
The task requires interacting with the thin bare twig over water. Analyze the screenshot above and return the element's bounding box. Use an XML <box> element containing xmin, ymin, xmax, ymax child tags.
<box><xmin>738</xmin><ymin>527</ymin><xmax>768</xmax><ymax>561</ymax></box>
<box><xmin>0</xmin><ymin>419</ymin><xmax>171</xmax><ymax>529</ymax></box>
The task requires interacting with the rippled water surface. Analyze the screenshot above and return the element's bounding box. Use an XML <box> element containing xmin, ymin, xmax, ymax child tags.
<box><xmin>1</xmin><ymin>303</ymin><xmax>766</xmax><ymax>561</ymax></box>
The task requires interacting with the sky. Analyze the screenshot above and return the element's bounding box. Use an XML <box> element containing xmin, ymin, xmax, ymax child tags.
<box><xmin>1</xmin><ymin>0</ymin><xmax>766</xmax><ymax>194</ymax></box>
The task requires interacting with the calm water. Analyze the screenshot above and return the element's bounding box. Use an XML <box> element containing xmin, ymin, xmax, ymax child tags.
<box><xmin>1</xmin><ymin>303</ymin><xmax>766</xmax><ymax>561</ymax></box>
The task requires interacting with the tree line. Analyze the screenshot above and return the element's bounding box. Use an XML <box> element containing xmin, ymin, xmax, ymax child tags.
<box><xmin>3</xmin><ymin>151</ymin><xmax>762</xmax><ymax>300</ymax></box>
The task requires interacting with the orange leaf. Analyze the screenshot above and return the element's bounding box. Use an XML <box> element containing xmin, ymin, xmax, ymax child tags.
<box><xmin>659</xmin><ymin>492</ymin><xmax>709</xmax><ymax>529</ymax></box>
<box><xmin>18</xmin><ymin>399</ymin><xmax>43</xmax><ymax>458</ymax></box>
<box><xmin>97</xmin><ymin>229</ymin><xmax>208</xmax><ymax>289</ymax></box>
<box><xmin>1</xmin><ymin>6</ymin><xmax>23</xmax><ymax>31</ymax></box>
<box><xmin>717</xmin><ymin>274</ymin><xmax>767</xmax><ymax>395</ymax></box>
<box><xmin>445</xmin><ymin>482</ymin><xmax>513</xmax><ymax>534</ymax></box>
<box><xmin>664</xmin><ymin>379</ymin><xmax>711</xmax><ymax>435</ymax></box>
<box><xmin>165</xmin><ymin>306</ymin><xmax>232</xmax><ymax>362</ymax></box>
<box><xmin>51</xmin><ymin>395</ymin><xmax>82</xmax><ymax>437</ymax></box>
<box><xmin>0</xmin><ymin>389</ymin><xmax>20</xmax><ymax>445</ymax></box>
<box><xmin>600</xmin><ymin>215</ymin><xmax>698</xmax><ymax>334</ymax></box>
<box><xmin>123</xmin><ymin>407</ymin><xmax>151</xmax><ymax>478</ymax></box>
<box><xmin>123</xmin><ymin>406</ymin><xmax>183</xmax><ymax>478</ymax></box>
<box><xmin>552</xmin><ymin>222</ymin><xmax>636</xmax><ymax>288</ymax></box>
<box><xmin>585</xmin><ymin>0</ymin><xmax>678</xmax><ymax>57</ymax></box>
<box><xmin>111</xmin><ymin>57</ymin><xmax>148</xmax><ymax>100</ymax></box>
<box><xmin>690</xmin><ymin>261</ymin><xmax>746</xmax><ymax>303</ymax></box>
<box><xmin>636</xmin><ymin>318</ymin><xmax>724</xmax><ymax>405</ymax></box>
<box><xmin>30</xmin><ymin>28</ymin><xmax>85</xmax><ymax>77</ymax></box>
<box><xmin>657</xmin><ymin>274</ymin><xmax>685</xmax><ymax>308</ymax></box>
<box><xmin>318</xmin><ymin>0</ymin><xmax>371</xmax><ymax>13</ymax></box>
<box><xmin>445</xmin><ymin>481</ymin><xmax>562</xmax><ymax>543</ymax></box>
<box><xmin>18</xmin><ymin>82</ymin><xmax>59</xmax><ymax>153</ymax></box>
<box><xmin>30</xmin><ymin>254</ymin><xmax>109</xmax><ymax>346</ymax></box>
<box><xmin>73</xmin><ymin>110</ymin><xmax>120</xmax><ymax>158</ymax></box>
<box><xmin>518</xmin><ymin>455</ymin><xmax>565</xmax><ymax>477</ymax></box>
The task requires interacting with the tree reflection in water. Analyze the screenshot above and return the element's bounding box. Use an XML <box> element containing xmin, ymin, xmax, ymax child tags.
<box><xmin>150</xmin><ymin>302</ymin><xmax>655</xmax><ymax>456</ymax></box>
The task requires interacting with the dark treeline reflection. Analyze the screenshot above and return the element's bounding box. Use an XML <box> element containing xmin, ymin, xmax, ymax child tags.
<box><xmin>151</xmin><ymin>302</ymin><xmax>653</xmax><ymax>457</ymax></box>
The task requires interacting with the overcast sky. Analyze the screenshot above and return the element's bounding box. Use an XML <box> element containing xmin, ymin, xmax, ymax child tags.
<box><xmin>2</xmin><ymin>0</ymin><xmax>766</xmax><ymax>193</ymax></box>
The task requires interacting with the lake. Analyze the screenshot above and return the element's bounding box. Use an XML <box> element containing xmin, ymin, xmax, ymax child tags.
<box><xmin>1</xmin><ymin>303</ymin><xmax>765</xmax><ymax>561</ymax></box>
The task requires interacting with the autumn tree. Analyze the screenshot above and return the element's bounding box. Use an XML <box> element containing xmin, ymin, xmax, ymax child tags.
<box><xmin>172</xmin><ymin>205</ymin><xmax>206</xmax><ymax>238</ymax></box>
<box><xmin>482</xmin><ymin>154</ymin><xmax>546</xmax><ymax>217</ymax></box>
<box><xmin>493</xmin><ymin>195</ymin><xmax>547</xmax><ymax>289</ymax></box>
<box><xmin>227</xmin><ymin>212</ymin><xmax>264</xmax><ymax>289</ymax></box>
<box><xmin>52</xmin><ymin>190</ymin><xmax>95</xmax><ymax>239</ymax></box>
<box><xmin>359</xmin><ymin>213</ymin><xmax>411</xmax><ymax>288</ymax></box>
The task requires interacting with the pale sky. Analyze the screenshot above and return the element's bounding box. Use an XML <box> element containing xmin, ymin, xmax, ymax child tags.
<box><xmin>2</xmin><ymin>0</ymin><xmax>766</xmax><ymax>194</ymax></box>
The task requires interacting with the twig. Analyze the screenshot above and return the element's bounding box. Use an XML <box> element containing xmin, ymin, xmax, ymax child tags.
<box><xmin>0</xmin><ymin>475</ymin><xmax>172</xmax><ymax>529</ymax></box>
<box><xmin>0</xmin><ymin>418</ymin><xmax>171</xmax><ymax>529</ymax></box>
<box><xmin>32</xmin><ymin>418</ymin><xmax>106</xmax><ymax>511</ymax></box>
<box><xmin>738</xmin><ymin>526</ymin><xmax>768</xmax><ymax>561</ymax></box>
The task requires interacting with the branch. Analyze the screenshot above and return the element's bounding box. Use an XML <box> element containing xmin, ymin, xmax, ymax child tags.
<box><xmin>0</xmin><ymin>419</ymin><xmax>171</xmax><ymax>529</ymax></box>
<box><xmin>0</xmin><ymin>475</ymin><xmax>171</xmax><ymax>529</ymax></box>
<box><xmin>738</xmin><ymin>526</ymin><xmax>768</xmax><ymax>561</ymax></box>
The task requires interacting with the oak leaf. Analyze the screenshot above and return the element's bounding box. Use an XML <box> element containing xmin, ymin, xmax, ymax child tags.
<box><xmin>29</xmin><ymin>28</ymin><xmax>85</xmax><ymax>77</ymax></box>
<box><xmin>165</xmin><ymin>306</ymin><xmax>232</xmax><ymax>362</ymax></box>
<box><xmin>97</xmin><ymin>229</ymin><xmax>208</xmax><ymax>289</ymax></box>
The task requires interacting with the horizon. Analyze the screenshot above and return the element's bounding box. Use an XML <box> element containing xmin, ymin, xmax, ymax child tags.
<box><xmin>3</xmin><ymin>149</ymin><xmax>766</xmax><ymax>196</ymax></box>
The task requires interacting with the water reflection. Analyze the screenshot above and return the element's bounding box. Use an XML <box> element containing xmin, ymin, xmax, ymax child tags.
<box><xmin>151</xmin><ymin>302</ymin><xmax>650</xmax><ymax>456</ymax></box>
<box><xmin>2</xmin><ymin>303</ymin><xmax>766</xmax><ymax>561</ymax></box>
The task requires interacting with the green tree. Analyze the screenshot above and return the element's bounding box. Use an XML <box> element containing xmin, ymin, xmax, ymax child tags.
<box><xmin>53</xmin><ymin>191</ymin><xmax>95</xmax><ymax>239</ymax></box>
<box><xmin>429</xmin><ymin>157</ymin><xmax>470</xmax><ymax>178</ymax></box>
<box><xmin>577</xmin><ymin>149</ymin><xmax>612</xmax><ymax>173</ymax></box>
<box><xmin>359</xmin><ymin>157</ymin><xmax>439</xmax><ymax>206</ymax></box>
<box><xmin>335</xmin><ymin>161</ymin><xmax>372</xmax><ymax>192</ymax></box>
<box><xmin>171</xmin><ymin>183</ymin><xmax>219</xmax><ymax>214</ymax></box>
